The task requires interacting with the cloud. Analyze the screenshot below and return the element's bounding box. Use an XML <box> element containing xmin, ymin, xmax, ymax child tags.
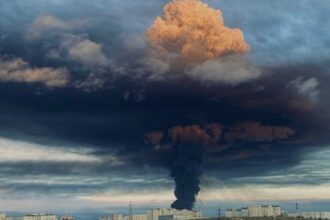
<box><xmin>0</xmin><ymin>57</ymin><xmax>69</xmax><ymax>87</ymax></box>
<box><xmin>185</xmin><ymin>56</ymin><xmax>263</xmax><ymax>85</ymax></box>
<box><xmin>25</xmin><ymin>15</ymin><xmax>111</xmax><ymax>90</ymax></box>
<box><xmin>74</xmin><ymin>73</ymin><xmax>107</xmax><ymax>91</ymax></box>
<box><xmin>0</xmin><ymin>137</ymin><xmax>99</xmax><ymax>163</ymax></box>
<box><xmin>32</xmin><ymin>15</ymin><xmax>74</xmax><ymax>30</ymax></box>
<box><xmin>205</xmin><ymin>0</ymin><xmax>330</xmax><ymax>66</ymax></box>
<box><xmin>289</xmin><ymin>77</ymin><xmax>320</xmax><ymax>102</ymax></box>
<box><xmin>27</xmin><ymin>16</ymin><xmax>109</xmax><ymax>68</ymax></box>
<box><xmin>79</xmin><ymin>184</ymin><xmax>330</xmax><ymax>204</ymax></box>
<box><xmin>27</xmin><ymin>15</ymin><xmax>88</xmax><ymax>40</ymax></box>
<box><xmin>224</xmin><ymin>148</ymin><xmax>330</xmax><ymax>186</ymax></box>
<box><xmin>225</xmin><ymin>122</ymin><xmax>295</xmax><ymax>142</ymax></box>
<box><xmin>140</xmin><ymin>55</ymin><xmax>171</xmax><ymax>78</ymax></box>
<box><xmin>79</xmin><ymin>189</ymin><xmax>174</xmax><ymax>205</ymax></box>
<box><xmin>66</xmin><ymin>37</ymin><xmax>109</xmax><ymax>67</ymax></box>
<box><xmin>146</xmin><ymin>0</ymin><xmax>249</xmax><ymax>64</ymax></box>
<box><xmin>199</xmin><ymin>184</ymin><xmax>330</xmax><ymax>201</ymax></box>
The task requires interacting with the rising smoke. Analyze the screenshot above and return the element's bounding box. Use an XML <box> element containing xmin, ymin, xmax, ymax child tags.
<box><xmin>164</xmin><ymin>125</ymin><xmax>209</xmax><ymax>210</ymax></box>
<box><xmin>146</xmin><ymin>122</ymin><xmax>294</xmax><ymax>210</ymax></box>
<box><xmin>145</xmin><ymin>0</ymin><xmax>252</xmax><ymax>210</ymax></box>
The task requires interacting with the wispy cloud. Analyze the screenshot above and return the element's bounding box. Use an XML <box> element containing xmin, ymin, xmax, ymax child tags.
<box><xmin>63</xmin><ymin>35</ymin><xmax>110</xmax><ymax>67</ymax></box>
<box><xmin>26</xmin><ymin>15</ymin><xmax>88</xmax><ymax>40</ymax></box>
<box><xmin>0</xmin><ymin>138</ymin><xmax>99</xmax><ymax>163</ymax></box>
<box><xmin>0</xmin><ymin>57</ymin><xmax>69</xmax><ymax>87</ymax></box>
<box><xmin>78</xmin><ymin>184</ymin><xmax>330</xmax><ymax>204</ymax></box>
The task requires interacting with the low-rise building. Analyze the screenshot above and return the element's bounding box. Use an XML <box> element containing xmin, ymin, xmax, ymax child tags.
<box><xmin>248</xmin><ymin>206</ymin><xmax>263</xmax><ymax>217</ymax></box>
<box><xmin>5</xmin><ymin>217</ymin><xmax>23</xmax><ymax>220</ymax></box>
<box><xmin>147</xmin><ymin>209</ymin><xmax>201</xmax><ymax>220</ymax></box>
<box><xmin>99</xmin><ymin>217</ymin><xmax>112</xmax><ymax>220</ymax></box>
<box><xmin>100</xmin><ymin>214</ymin><xmax>122</xmax><ymax>220</ymax></box>
<box><xmin>240</xmin><ymin>208</ymin><xmax>248</xmax><ymax>217</ymax></box>
<box><xmin>60</xmin><ymin>216</ymin><xmax>74</xmax><ymax>220</ymax></box>
<box><xmin>113</xmin><ymin>214</ymin><xmax>123</xmax><ymax>220</ymax></box>
<box><xmin>225</xmin><ymin>205</ymin><xmax>282</xmax><ymax>218</ymax></box>
<box><xmin>123</xmin><ymin>214</ymin><xmax>147</xmax><ymax>220</ymax></box>
<box><xmin>301</xmin><ymin>212</ymin><xmax>330</xmax><ymax>219</ymax></box>
<box><xmin>158</xmin><ymin>211</ymin><xmax>201</xmax><ymax>220</ymax></box>
<box><xmin>225</xmin><ymin>209</ymin><xmax>242</xmax><ymax>218</ymax></box>
<box><xmin>272</xmin><ymin>206</ymin><xmax>281</xmax><ymax>217</ymax></box>
<box><xmin>22</xmin><ymin>214</ymin><xmax>57</xmax><ymax>220</ymax></box>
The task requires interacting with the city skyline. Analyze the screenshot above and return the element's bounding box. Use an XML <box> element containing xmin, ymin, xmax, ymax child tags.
<box><xmin>2</xmin><ymin>204</ymin><xmax>330</xmax><ymax>220</ymax></box>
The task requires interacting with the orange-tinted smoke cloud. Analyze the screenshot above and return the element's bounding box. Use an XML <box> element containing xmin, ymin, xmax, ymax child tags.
<box><xmin>147</xmin><ymin>0</ymin><xmax>250</xmax><ymax>64</ymax></box>
<box><xmin>169</xmin><ymin>124</ymin><xmax>223</xmax><ymax>145</ymax></box>
<box><xmin>145</xmin><ymin>122</ymin><xmax>295</xmax><ymax>149</ymax></box>
<box><xmin>225</xmin><ymin>122</ymin><xmax>295</xmax><ymax>142</ymax></box>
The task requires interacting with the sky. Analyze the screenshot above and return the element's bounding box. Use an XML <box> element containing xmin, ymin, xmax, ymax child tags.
<box><xmin>1</xmin><ymin>0</ymin><xmax>330</xmax><ymax>217</ymax></box>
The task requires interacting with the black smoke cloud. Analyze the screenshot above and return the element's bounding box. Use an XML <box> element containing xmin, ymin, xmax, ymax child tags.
<box><xmin>169</xmin><ymin>142</ymin><xmax>204</xmax><ymax>210</ymax></box>
<box><xmin>0</xmin><ymin>0</ymin><xmax>330</xmax><ymax>211</ymax></box>
<box><xmin>145</xmin><ymin>122</ymin><xmax>294</xmax><ymax>209</ymax></box>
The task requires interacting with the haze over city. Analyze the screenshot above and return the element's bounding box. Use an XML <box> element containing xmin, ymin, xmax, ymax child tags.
<box><xmin>0</xmin><ymin>0</ymin><xmax>330</xmax><ymax>219</ymax></box>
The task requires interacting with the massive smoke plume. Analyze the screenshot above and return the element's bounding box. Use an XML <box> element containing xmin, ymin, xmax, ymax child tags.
<box><xmin>145</xmin><ymin>0</ymin><xmax>252</xmax><ymax>210</ymax></box>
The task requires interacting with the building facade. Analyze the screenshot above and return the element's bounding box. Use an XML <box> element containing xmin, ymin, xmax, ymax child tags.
<box><xmin>226</xmin><ymin>205</ymin><xmax>282</xmax><ymax>218</ymax></box>
<box><xmin>225</xmin><ymin>209</ymin><xmax>242</xmax><ymax>218</ymax></box>
<box><xmin>131</xmin><ymin>214</ymin><xmax>147</xmax><ymax>220</ymax></box>
<box><xmin>22</xmin><ymin>214</ymin><xmax>57</xmax><ymax>220</ymax></box>
<box><xmin>147</xmin><ymin>209</ymin><xmax>171</xmax><ymax>220</ymax></box>
<box><xmin>301</xmin><ymin>212</ymin><xmax>330</xmax><ymax>219</ymax></box>
<box><xmin>100</xmin><ymin>214</ymin><xmax>122</xmax><ymax>220</ymax></box>
<box><xmin>60</xmin><ymin>216</ymin><xmax>74</xmax><ymax>220</ymax></box>
<box><xmin>113</xmin><ymin>214</ymin><xmax>123</xmax><ymax>220</ymax></box>
<box><xmin>158</xmin><ymin>212</ymin><xmax>201</xmax><ymax>220</ymax></box>
<box><xmin>147</xmin><ymin>209</ymin><xmax>200</xmax><ymax>220</ymax></box>
<box><xmin>99</xmin><ymin>217</ymin><xmax>112</xmax><ymax>220</ymax></box>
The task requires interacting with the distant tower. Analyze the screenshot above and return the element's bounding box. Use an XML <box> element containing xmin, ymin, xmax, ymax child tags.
<box><xmin>129</xmin><ymin>202</ymin><xmax>133</xmax><ymax>220</ymax></box>
<box><xmin>217</xmin><ymin>207</ymin><xmax>222</xmax><ymax>218</ymax></box>
<box><xmin>295</xmin><ymin>203</ymin><xmax>299</xmax><ymax>217</ymax></box>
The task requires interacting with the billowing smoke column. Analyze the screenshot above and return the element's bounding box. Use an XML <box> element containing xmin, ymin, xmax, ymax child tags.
<box><xmin>146</xmin><ymin>123</ymin><xmax>294</xmax><ymax>210</ymax></box>
<box><xmin>167</xmin><ymin>125</ymin><xmax>219</xmax><ymax>210</ymax></box>
<box><xmin>169</xmin><ymin>141</ymin><xmax>203</xmax><ymax>210</ymax></box>
<box><xmin>147</xmin><ymin>0</ymin><xmax>249</xmax><ymax>64</ymax></box>
<box><xmin>146</xmin><ymin>124</ymin><xmax>224</xmax><ymax>210</ymax></box>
